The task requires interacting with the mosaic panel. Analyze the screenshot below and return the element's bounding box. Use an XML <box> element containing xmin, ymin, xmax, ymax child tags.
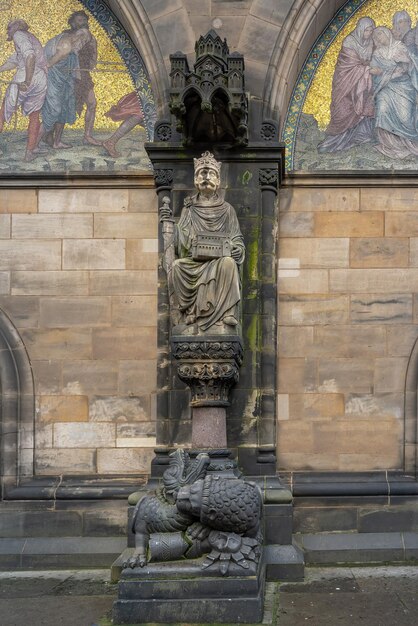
<box><xmin>0</xmin><ymin>0</ymin><xmax>156</xmax><ymax>174</ymax></box>
<box><xmin>283</xmin><ymin>0</ymin><xmax>418</xmax><ymax>172</ymax></box>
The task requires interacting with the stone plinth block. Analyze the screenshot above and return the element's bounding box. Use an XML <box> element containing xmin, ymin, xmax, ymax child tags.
<box><xmin>192</xmin><ymin>406</ymin><xmax>227</xmax><ymax>448</ymax></box>
<box><xmin>171</xmin><ymin>335</ymin><xmax>243</xmax><ymax>407</ymax></box>
<box><xmin>113</xmin><ymin>556</ymin><xmax>265</xmax><ymax>624</ymax></box>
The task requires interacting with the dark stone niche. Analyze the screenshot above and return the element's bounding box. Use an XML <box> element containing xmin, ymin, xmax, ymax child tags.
<box><xmin>112</xmin><ymin>30</ymin><xmax>304</xmax><ymax>625</ymax></box>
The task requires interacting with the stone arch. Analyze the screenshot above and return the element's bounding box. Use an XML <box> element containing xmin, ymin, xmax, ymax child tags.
<box><xmin>263</xmin><ymin>0</ymin><xmax>348</xmax><ymax>127</ymax></box>
<box><xmin>106</xmin><ymin>0</ymin><xmax>196</xmax><ymax>119</ymax></box>
<box><xmin>404</xmin><ymin>337</ymin><xmax>418</xmax><ymax>476</ymax></box>
<box><xmin>0</xmin><ymin>309</ymin><xmax>35</xmax><ymax>495</ymax></box>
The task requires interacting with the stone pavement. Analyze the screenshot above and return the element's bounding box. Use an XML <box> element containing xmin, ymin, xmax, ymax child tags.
<box><xmin>1</xmin><ymin>566</ymin><xmax>418</xmax><ymax>626</ymax></box>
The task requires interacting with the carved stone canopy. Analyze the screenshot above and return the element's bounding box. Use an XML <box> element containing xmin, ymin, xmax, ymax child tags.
<box><xmin>168</xmin><ymin>30</ymin><xmax>248</xmax><ymax>146</ymax></box>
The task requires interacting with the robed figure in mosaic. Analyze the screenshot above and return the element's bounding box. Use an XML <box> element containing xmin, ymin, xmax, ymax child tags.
<box><xmin>160</xmin><ymin>152</ymin><xmax>245</xmax><ymax>335</ymax></box>
<box><xmin>318</xmin><ymin>17</ymin><xmax>376</xmax><ymax>153</ymax></box>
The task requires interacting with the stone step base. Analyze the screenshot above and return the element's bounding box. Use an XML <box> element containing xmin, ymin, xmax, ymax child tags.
<box><xmin>113</xmin><ymin>557</ymin><xmax>265</xmax><ymax>624</ymax></box>
<box><xmin>296</xmin><ymin>532</ymin><xmax>418</xmax><ymax>565</ymax></box>
<box><xmin>0</xmin><ymin>537</ymin><xmax>126</xmax><ymax>570</ymax></box>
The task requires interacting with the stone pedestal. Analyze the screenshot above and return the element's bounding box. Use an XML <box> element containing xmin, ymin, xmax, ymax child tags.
<box><xmin>113</xmin><ymin>556</ymin><xmax>265</xmax><ymax>624</ymax></box>
<box><xmin>192</xmin><ymin>407</ymin><xmax>227</xmax><ymax>448</ymax></box>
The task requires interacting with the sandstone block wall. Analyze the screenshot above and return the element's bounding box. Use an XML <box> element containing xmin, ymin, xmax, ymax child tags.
<box><xmin>0</xmin><ymin>185</ymin><xmax>158</xmax><ymax>476</ymax></box>
<box><xmin>278</xmin><ymin>186</ymin><xmax>417</xmax><ymax>472</ymax></box>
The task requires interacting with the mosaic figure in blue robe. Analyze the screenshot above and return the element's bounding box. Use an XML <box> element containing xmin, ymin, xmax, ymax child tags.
<box><xmin>371</xmin><ymin>26</ymin><xmax>418</xmax><ymax>159</ymax></box>
<box><xmin>41</xmin><ymin>28</ymin><xmax>90</xmax><ymax>149</ymax></box>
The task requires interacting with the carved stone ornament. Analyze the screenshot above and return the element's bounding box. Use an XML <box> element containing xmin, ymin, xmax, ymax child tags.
<box><xmin>259</xmin><ymin>168</ymin><xmax>278</xmax><ymax>190</ymax></box>
<box><xmin>169</xmin><ymin>30</ymin><xmax>248</xmax><ymax>146</ymax></box>
<box><xmin>260</xmin><ymin>120</ymin><xmax>278</xmax><ymax>142</ymax></box>
<box><xmin>154</xmin><ymin>168</ymin><xmax>173</xmax><ymax>190</ymax></box>
<box><xmin>172</xmin><ymin>336</ymin><xmax>243</xmax><ymax>406</ymax></box>
<box><xmin>125</xmin><ymin>449</ymin><xmax>262</xmax><ymax>576</ymax></box>
<box><xmin>155</xmin><ymin>121</ymin><xmax>172</xmax><ymax>142</ymax></box>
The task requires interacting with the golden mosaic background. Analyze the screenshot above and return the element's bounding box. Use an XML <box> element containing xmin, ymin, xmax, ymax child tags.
<box><xmin>0</xmin><ymin>0</ymin><xmax>135</xmax><ymax>131</ymax></box>
<box><xmin>304</xmin><ymin>0</ymin><xmax>418</xmax><ymax>130</ymax></box>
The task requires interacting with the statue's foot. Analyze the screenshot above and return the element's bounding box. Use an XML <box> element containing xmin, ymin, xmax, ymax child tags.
<box><xmin>223</xmin><ymin>315</ymin><xmax>238</xmax><ymax>327</ymax></box>
<box><xmin>185</xmin><ymin>314</ymin><xmax>196</xmax><ymax>324</ymax></box>
<box><xmin>122</xmin><ymin>551</ymin><xmax>148</xmax><ymax>569</ymax></box>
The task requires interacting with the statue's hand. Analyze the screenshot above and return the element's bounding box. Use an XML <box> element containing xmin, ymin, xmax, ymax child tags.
<box><xmin>159</xmin><ymin>196</ymin><xmax>173</xmax><ymax>222</ymax></box>
<box><xmin>231</xmin><ymin>247</ymin><xmax>241</xmax><ymax>262</ymax></box>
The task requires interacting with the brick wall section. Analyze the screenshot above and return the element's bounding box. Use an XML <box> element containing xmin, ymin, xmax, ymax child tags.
<box><xmin>278</xmin><ymin>186</ymin><xmax>414</xmax><ymax>471</ymax></box>
<box><xmin>0</xmin><ymin>186</ymin><xmax>158</xmax><ymax>476</ymax></box>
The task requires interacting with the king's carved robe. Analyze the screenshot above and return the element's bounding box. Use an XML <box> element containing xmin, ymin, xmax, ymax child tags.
<box><xmin>171</xmin><ymin>194</ymin><xmax>245</xmax><ymax>333</ymax></box>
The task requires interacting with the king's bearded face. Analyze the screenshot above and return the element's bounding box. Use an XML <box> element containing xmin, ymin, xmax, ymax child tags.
<box><xmin>195</xmin><ymin>166</ymin><xmax>220</xmax><ymax>196</ymax></box>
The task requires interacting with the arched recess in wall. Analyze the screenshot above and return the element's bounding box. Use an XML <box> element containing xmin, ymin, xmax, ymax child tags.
<box><xmin>263</xmin><ymin>0</ymin><xmax>348</xmax><ymax>129</ymax></box>
<box><xmin>0</xmin><ymin>309</ymin><xmax>35</xmax><ymax>494</ymax></box>
<box><xmin>104</xmin><ymin>0</ymin><xmax>169</xmax><ymax>117</ymax></box>
<box><xmin>404</xmin><ymin>337</ymin><xmax>418</xmax><ymax>476</ymax></box>
<box><xmin>0</xmin><ymin>0</ymin><xmax>159</xmax><ymax>175</ymax></box>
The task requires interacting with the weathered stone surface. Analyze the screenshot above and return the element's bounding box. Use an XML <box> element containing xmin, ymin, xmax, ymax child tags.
<box><xmin>0</xmin><ymin>296</ymin><xmax>40</xmax><ymax>328</ymax></box>
<box><xmin>111</xmin><ymin>296</ymin><xmax>157</xmax><ymax>326</ymax></box>
<box><xmin>281</xmin><ymin>188</ymin><xmax>359</xmax><ymax>212</ymax></box>
<box><xmin>12</xmin><ymin>214</ymin><xmax>92</xmax><ymax>239</ymax></box>
<box><xmin>312</xmin><ymin>327</ymin><xmax>386</xmax><ymax>358</ymax></box>
<box><xmin>89</xmin><ymin>396</ymin><xmax>151</xmax><ymax>422</ymax></box>
<box><xmin>35</xmin><ymin>449</ymin><xmax>95</xmax><ymax>474</ymax></box>
<box><xmin>118</xmin><ymin>360</ymin><xmax>157</xmax><ymax>394</ymax></box>
<box><xmin>40</xmin><ymin>297</ymin><xmax>111</xmax><ymax>327</ymax></box>
<box><xmin>278</xmin><ymin>326</ymin><xmax>314</xmax><ymax>357</ymax></box>
<box><xmin>0</xmin><ymin>272</ymin><xmax>10</xmax><ymax>294</ymax></box>
<box><xmin>280</xmin><ymin>238</ymin><xmax>349</xmax><ymax>267</ymax></box>
<box><xmin>386</xmin><ymin>212</ymin><xmax>418</xmax><ymax>236</ymax></box>
<box><xmin>116</xmin><ymin>435</ymin><xmax>157</xmax><ymax>448</ymax></box>
<box><xmin>311</xmin><ymin>420</ymin><xmax>401</xmax><ymax>458</ymax></box>
<box><xmin>62</xmin><ymin>361</ymin><xmax>118</xmax><ymax>395</ymax></box>
<box><xmin>32</xmin><ymin>360</ymin><xmax>62</xmax><ymax>394</ymax></box>
<box><xmin>277</xmin><ymin>451</ymin><xmax>339</xmax><ymax>471</ymax></box>
<box><xmin>92</xmin><ymin>327</ymin><xmax>156</xmax><ymax>359</ymax></box>
<box><xmin>21</xmin><ymin>328</ymin><xmax>92</xmax><ymax>360</ymax></box>
<box><xmin>89</xmin><ymin>271</ymin><xmax>157</xmax><ymax>295</ymax></box>
<box><xmin>0</xmin><ymin>189</ymin><xmax>37</xmax><ymax>213</ymax></box>
<box><xmin>314</xmin><ymin>212</ymin><xmax>384</xmax><ymax>237</ymax></box>
<box><xmin>63</xmin><ymin>240</ymin><xmax>125</xmax><ymax>270</ymax></box>
<box><xmin>407</xmin><ymin>238</ymin><xmax>418</xmax><ymax>267</ymax></box>
<box><xmin>237</xmin><ymin>14</ymin><xmax>281</xmax><ymax>65</ymax></box>
<box><xmin>350</xmin><ymin>294</ymin><xmax>412</xmax><ymax>324</ymax></box>
<box><xmin>116</xmin><ymin>422</ymin><xmax>155</xmax><ymax>438</ymax></box>
<box><xmin>126</xmin><ymin>240</ymin><xmax>158</xmax><ymax>270</ymax></box>
<box><xmin>39</xmin><ymin>395</ymin><xmax>89</xmax><ymax>423</ymax></box>
<box><xmin>278</xmin><ymin>358</ymin><xmax>317</xmax><ymax>393</ymax></box>
<box><xmin>97</xmin><ymin>448</ymin><xmax>154</xmax><ymax>473</ymax></box>
<box><xmin>330</xmin><ymin>269</ymin><xmax>418</xmax><ymax>293</ymax></box>
<box><xmin>289</xmin><ymin>394</ymin><xmax>345</xmax><ymax>419</ymax></box>
<box><xmin>54</xmin><ymin>423</ymin><xmax>115</xmax><ymax>448</ymax></box>
<box><xmin>0</xmin><ymin>214</ymin><xmax>10</xmax><ymax>237</ymax></box>
<box><xmin>278</xmin><ymin>269</ymin><xmax>328</xmax><ymax>294</ymax></box>
<box><xmin>128</xmin><ymin>189</ymin><xmax>158</xmax><ymax>212</ymax></box>
<box><xmin>279</xmin><ymin>212</ymin><xmax>314</xmax><ymax>237</ymax></box>
<box><xmin>350</xmin><ymin>238</ymin><xmax>408</xmax><ymax>268</ymax></box>
<box><xmin>387</xmin><ymin>325</ymin><xmax>418</xmax><ymax>356</ymax></box>
<box><xmin>38</xmin><ymin>189</ymin><xmax>129</xmax><ymax>213</ymax></box>
<box><xmin>94</xmin><ymin>214</ymin><xmax>157</xmax><ymax>238</ymax></box>
<box><xmin>361</xmin><ymin>187</ymin><xmax>418</xmax><ymax>210</ymax></box>
<box><xmin>374</xmin><ymin>358</ymin><xmax>408</xmax><ymax>393</ymax></box>
<box><xmin>279</xmin><ymin>294</ymin><xmax>349</xmax><ymax>325</ymax></box>
<box><xmin>318</xmin><ymin>359</ymin><xmax>374</xmax><ymax>393</ymax></box>
<box><xmin>0</xmin><ymin>240</ymin><xmax>61</xmax><ymax>270</ymax></box>
<box><xmin>35</xmin><ymin>423</ymin><xmax>53</xmax><ymax>449</ymax></box>
<box><xmin>345</xmin><ymin>393</ymin><xmax>403</xmax><ymax>419</ymax></box>
<box><xmin>12</xmin><ymin>271</ymin><xmax>89</xmax><ymax>295</ymax></box>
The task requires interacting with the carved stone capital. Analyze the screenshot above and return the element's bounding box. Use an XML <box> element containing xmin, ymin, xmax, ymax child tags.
<box><xmin>154</xmin><ymin>168</ymin><xmax>173</xmax><ymax>191</ymax></box>
<box><xmin>171</xmin><ymin>336</ymin><xmax>243</xmax><ymax>407</ymax></box>
<box><xmin>259</xmin><ymin>168</ymin><xmax>278</xmax><ymax>191</ymax></box>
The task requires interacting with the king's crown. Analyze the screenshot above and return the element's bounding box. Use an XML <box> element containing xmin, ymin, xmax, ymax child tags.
<box><xmin>194</xmin><ymin>151</ymin><xmax>221</xmax><ymax>175</ymax></box>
